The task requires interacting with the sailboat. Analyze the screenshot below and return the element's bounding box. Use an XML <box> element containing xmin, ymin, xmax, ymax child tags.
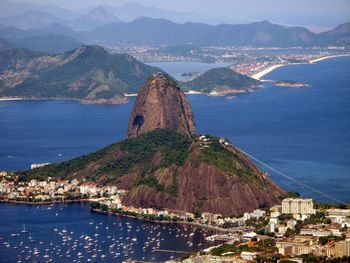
<box><xmin>21</xmin><ymin>224</ymin><xmax>28</xmax><ymax>233</ymax></box>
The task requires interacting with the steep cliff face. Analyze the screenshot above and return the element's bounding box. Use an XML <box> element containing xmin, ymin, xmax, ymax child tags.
<box><xmin>122</xmin><ymin>138</ymin><xmax>284</xmax><ymax>216</ymax></box>
<box><xmin>127</xmin><ymin>73</ymin><xmax>196</xmax><ymax>138</ymax></box>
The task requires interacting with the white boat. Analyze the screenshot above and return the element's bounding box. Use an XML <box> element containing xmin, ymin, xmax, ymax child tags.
<box><xmin>21</xmin><ymin>224</ymin><xmax>27</xmax><ymax>233</ymax></box>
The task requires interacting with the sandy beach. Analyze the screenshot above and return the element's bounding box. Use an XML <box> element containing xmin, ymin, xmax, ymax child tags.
<box><xmin>251</xmin><ymin>64</ymin><xmax>285</xmax><ymax>80</ymax></box>
<box><xmin>0</xmin><ymin>97</ymin><xmax>25</xmax><ymax>101</ymax></box>
<box><xmin>309</xmin><ymin>54</ymin><xmax>350</xmax><ymax>63</ymax></box>
<box><xmin>252</xmin><ymin>53</ymin><xmax>350</xmax><ymax>80</ymax></box>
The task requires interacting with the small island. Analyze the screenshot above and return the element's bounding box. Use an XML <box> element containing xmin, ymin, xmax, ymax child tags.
<box><xmin>275</xmin><ymin>80</ymin><xmax>310</xmax><ymax>88</ymax></box>
<box><xmin>183</xmin><ymin>67</ymin><xmax>262</xmax><ymax>96</ymax></box>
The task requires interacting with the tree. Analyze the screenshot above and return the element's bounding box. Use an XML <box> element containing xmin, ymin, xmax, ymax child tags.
<box><xmin>90</xmin><ymin>201</ymin><xmax>100</xmax><ymax>209</ymax></box>
<box><xmin>100</xmin><ymin>204</ymin><xmax>108</xmax><ymax>211</ymax></box>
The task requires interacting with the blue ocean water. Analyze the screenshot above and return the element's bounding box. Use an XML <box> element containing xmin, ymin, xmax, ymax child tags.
<box><xmin>0</xmin><ymin>57</ymin><xmax>349</xmax><ymax>203</ymax></box>
<box><xmin>191</xmin><ymin>57</ymin><xmax>350</xmax><ymax>203</ymax></box>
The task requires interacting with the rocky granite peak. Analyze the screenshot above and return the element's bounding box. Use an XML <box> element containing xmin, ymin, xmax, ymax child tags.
<box><xmin>127</xmin><ymin>72</ymin><xmax>196</xmax><ymax>138</ymax></box>
<box><xmin>17</xmin><ymin>73</ymin><xmax>285</xmax><ymax>216</ymax></box>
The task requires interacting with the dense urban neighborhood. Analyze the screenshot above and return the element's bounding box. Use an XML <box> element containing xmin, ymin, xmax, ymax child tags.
<box><xmin>1</xmin><ymin>169</ymin><xmax>349</xmax><ymax>262</ymax></box>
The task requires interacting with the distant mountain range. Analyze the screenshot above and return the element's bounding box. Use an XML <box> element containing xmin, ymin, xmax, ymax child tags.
<box><xmin>0</xmin><ymin>45</ymin><xmax>160</xmax><ymax>103</ymax></box>
<box><xmin>0</xmin><ymin>10</ymin><xmax>66</xmax><ymax>30</ymax></box>
<box><xmin>69</xmin><ymin>7</ymin><xmax>121</xmax><ymax>31</ymax></box>
<box><xmin>99</xmin><ymin>2</ymin><xmax>194</xmax><ymax>23</ymax></box>
<box><xmin>1</xmin><ymin>0</ymin><xmax>349</xmax><ymax>47</ymax></box>
<box><xmin>0</xmin><ymin>33</ymin><xmax>81</xmax><ymax>54</ymax></box>
<box><xmin>78</xmin><ymin>19</ymin><xmax>350</xmax><ymax>47</ymax></box>
<box><xmin>0</xmin><ymin>0</ymin><xmax>195</xmax><ymax>24</ymax></box>
<box><xmin>0</xmin><ymin>16</ymin><xmax>348</xmax><ymax>48</ymax></box>
<box><xmin>14</xmin><ymin>35</ymin><xmax>81</xmax><ymax>54</ymax></box>
<box><xmin>0</xmin><ymin>38</ymin><xmax>19</xmax><ymax>52</ymax></box>
<box><xmin>0</xmin><ymin>6</ymin><xmax>121</xmax><ymax>31</ymax></box>
<box><xmin>0</xmin><ymin>43</ymin><xmax>265</xmax><ymax>103</ymax></box>
<box><xmin>0</xmin><ymin>0</ymin><xmax>79</xmax><ymax>20</ymax></box>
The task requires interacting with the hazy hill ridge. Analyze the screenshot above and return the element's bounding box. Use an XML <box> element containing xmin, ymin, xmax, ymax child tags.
<box><xmin>0</xmin><ymin>14</ymin><xmax>349</xmax><ymax>47</ymax></box>
<box><xmin>0</xmin><ymin>45</ymin><xmax>160</xmax><ymax>103</ymax></box>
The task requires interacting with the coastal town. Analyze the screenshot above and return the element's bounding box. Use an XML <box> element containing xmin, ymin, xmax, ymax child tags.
<box><xmin>105</xmin><ymin>44</ymin><xmax>350</xmax><ymax>81</ymax></box>
<box><xmin>1</xmin><ymin>168</ymin><xmax>349</xmax><ymax>262</ymax></box>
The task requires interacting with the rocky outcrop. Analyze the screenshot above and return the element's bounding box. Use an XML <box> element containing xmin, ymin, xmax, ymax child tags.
<box><xmin>127</xmin><ymin>73</ymin><xmax>196</xmax><ymax>138</ymax></box>
<box><xmin>19</xmin><ymin>72</ymin><xmax>285</xmax><ymax>216</ymax></box>
<box><xmin>122</xmin><ymin>143</ymin><xmax>284</xmax><ymax>217</ymax></box>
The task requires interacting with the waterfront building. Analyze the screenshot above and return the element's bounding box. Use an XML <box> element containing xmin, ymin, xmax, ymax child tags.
<box><xmin>0</xmin><ymin>182</ymin><xmax>13</xmax><ymax>194</ymax></box>
<box><xmin>282</xmin><ymin>198</ymin><xmax>315</xmax><ymax>215</ymax></box>
<box><xmin>29</xmin><ymin>179</ymin><xmax>37</xmax><ymax>187</ymax></box>
<box><xmin>79</xmin><ymin>184</ymin><xmax>98</xmax><ymax>195</ymax></box>
<box><xmin>30</xmin><ymin>163</ymin><xmax>50</xmax><ymax>169</ymax></box>
<box><xmin>105</xmin><ymin>186</ymin><xmax>118</xmax><ymax>195</ymax></box>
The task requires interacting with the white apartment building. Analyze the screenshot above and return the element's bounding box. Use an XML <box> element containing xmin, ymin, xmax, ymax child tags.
<box><xmin>282</xmin><ymin>198</ymin><xmax>315</xmax><ymax>215</ymax></box>
<box><xmin>79</xmin><ymin>184</ymin><xmax>98</xmax><ymax>195</ymax></box>
<box><xmin>30</xmin><ymin>163</ymin><xmax>50</xmax><ymax>169</ymax></box>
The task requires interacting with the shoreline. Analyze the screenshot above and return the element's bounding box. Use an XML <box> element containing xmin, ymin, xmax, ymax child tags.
<box><xmin>252</xmin><ymin>64</ymin><xmax>285</xmax><ymax>80</ymax></box>
<box><xmin>0</xmin><ymin>200</ymin><xmax>234</xmax><ymax>233</ymax></box>
<box><xmin>91</xmin><ymin>208</ymin><xmax>235</xmax><ymax>234</ymax></box>
<box><xmin>0</xmin><ymin>97</ymin><xmax>128</xmax><ymax>105</ymax></box>
<box><xmin>309</xmin><ymin>53</ymin><xmax>350</xmax><ymax>63</ymax></box>
<box><xmin>0</xmin><ymin>199</ymin><xmax>91</xmax><ymax>205</ymax></box>
<box><xmin>0</xmin><ymin>97</ymin><xmax>25</xmax><ymax>101</ymax></box>
<box><xmin>252</xmin><ymin>53</ymin><xmax>350</xmax><ymax>80</ymax></box>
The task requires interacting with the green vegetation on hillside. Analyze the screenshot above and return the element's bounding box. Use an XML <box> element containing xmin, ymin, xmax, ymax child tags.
<box><xmin>10</xmin><ymin>34</ymin><xmax>82</xmax><ymax>54</ymax></box>
<box><xmin>17</xmin><ymin>129</ymin><xmax>192</xmax><ymax>187</ymax></box>
<box><xmin>0</xmin><ymin>45</ymin><xmax>160</xmax><ymax>102</ymax></box>
<box><xmin>17</xmin><ymin>129</ymin><xmax>265</xmax><ymax>195</ymax></box>
<box><xmin>184</xmin><ymin>67</ymin><xmax>261</xmax><ymax>93</ymax></box>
